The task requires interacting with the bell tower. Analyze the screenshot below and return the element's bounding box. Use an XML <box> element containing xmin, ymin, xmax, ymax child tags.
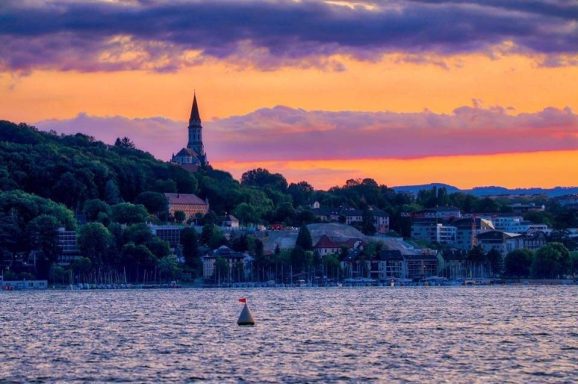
<box><xmin>187</xmin><ymin>93</ymin><xmax>207</xmax><ymax>166</ymax></box>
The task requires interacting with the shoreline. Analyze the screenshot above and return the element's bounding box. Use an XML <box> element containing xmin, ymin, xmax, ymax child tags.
<box><xmin>3</xmin><ymin>279</ymin><xmax>577</xmax><ymax>291</ymax></box>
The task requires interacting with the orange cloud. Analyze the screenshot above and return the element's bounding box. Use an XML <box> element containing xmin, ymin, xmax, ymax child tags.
<box><xmin>2</xmin><ymin>53</ymin><xmax>578</xmax><ymax>123</ymax></box>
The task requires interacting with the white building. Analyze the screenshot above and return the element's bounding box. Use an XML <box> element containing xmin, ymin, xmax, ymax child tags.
<box><xmin>411</xmin><ymin>221</ymin><xmax>457</xmax><ymax>245</ymax></box>
<box><xmin>493</xmin><ymin>216</ymin><xmax>550</xmax><ymax>234</ymax></box>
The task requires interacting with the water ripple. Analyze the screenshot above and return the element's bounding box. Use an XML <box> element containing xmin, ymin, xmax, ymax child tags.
<box><xmin>0</xmin><ymin>286</ymin><xmax>577</xmax><ymax>383</ymax></box>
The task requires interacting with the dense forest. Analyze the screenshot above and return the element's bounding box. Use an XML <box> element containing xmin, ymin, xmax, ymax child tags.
<box><xmin>1</xmin><ymin>120</ymin><xmax>577</xmax><ymax>283</ymax></box>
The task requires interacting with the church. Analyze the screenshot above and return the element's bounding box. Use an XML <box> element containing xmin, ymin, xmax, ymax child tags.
<box><xmin>171</xmin><ymin>93</ymin><xmax>208</xmax><ymax>171</ymax></box>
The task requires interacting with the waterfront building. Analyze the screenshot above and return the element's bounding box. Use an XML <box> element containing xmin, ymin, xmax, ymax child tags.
<box><xmin>202</xmin><ymin>245</ymin><xmax>253</xmax><ymax>282</ymax></box>
<box><xmin>313</xmin><ymin>235</ymin><xmax>364</xmax><ymax>257</ymax></box>
<box><xmin>56</xmin><ymin>227</ymin><xmax>81</xmax><ymax>264</ymax></box>
<box><xmin>411</xmin><ymin>220</ymin><xmax>457</xmax><ymax>245</ymax></box>
<box><xmin>171</xmin><ymin>93</ymin><xmax>207</xmax><ymax>170</ymax></box>
<box><xmin>1</xmin><ymin>280</ymin><xmax>48</xmax><ymax>290</ymax></box>
<box><xmin>453</xmin><ymin>217</ymin><xmax>495</xmax><ymax>250</ymax></box>
<box><xmin>148</xmin><ymin>224</ymin><xmax>184</xmax><ymax>256</ymax></box>
<box><xmin>523</xmin><ymin>231</ymin><xmax>548</xmax><ymax>250</ymax></box>
<box><xmin>476</xmin><ymin>230</ymin><xmax>524</xmax><ymax>256</ymax></box>
<box><xmin>369</xmin><ymin>250</ymin><xmax>439</xmax><ymax>281</ymax></box>
<box><xmin>406</xmin><ymin>254</ymin><xmax>438</xmax><ymax>280</ymax></box>
<box><xmin>440</xmin><ymin>251</ymin><xmax>468</xmax><ymax>280</ymax></box>
<box><xmin>164</xmin><ymin>193</ymin><xmax>209</xmax><ymax>219</ymax></box>
<box><xmin>371</xmin><ymin>250</ymin><xmax>406</xmax><ymax>280</ymax></box>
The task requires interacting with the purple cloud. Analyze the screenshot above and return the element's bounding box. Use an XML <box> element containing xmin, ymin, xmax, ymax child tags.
<box><xmin>36</xmin><ymin>105</ymin><xmax>578</xmax><ymax>162</ymax></box>
<box><xmin>1</xmin><ymin>0</ymin><xmax>577</xmax><ymax>72</ymax></box>
<box><xmin>37</xmin><ymin>113</ymin><xmax>185</xmax><ymax>160</ymax></box>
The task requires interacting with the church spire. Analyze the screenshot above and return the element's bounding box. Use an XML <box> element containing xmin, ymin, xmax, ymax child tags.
<box><xmin>189</xmin><ymin>92</ymin><xmax>201</xmax><ymax>124</ymax></box>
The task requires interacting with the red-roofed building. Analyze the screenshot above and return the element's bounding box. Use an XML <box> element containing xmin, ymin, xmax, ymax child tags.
<box><xmin>164</xmin><ymin>193</ymin><xmax>209</xmax><ymax>219</ymax></box>
<box><xmin>314</xmin><ymin>235</ymin><xmax>364</xmax><ymax>256</ymax></box>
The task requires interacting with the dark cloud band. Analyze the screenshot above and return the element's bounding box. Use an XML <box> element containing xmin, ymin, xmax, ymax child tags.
<box><xmin>1</xmin><ymin>0</ymin><xmax>577</xmax><ymax>72</ymax></box>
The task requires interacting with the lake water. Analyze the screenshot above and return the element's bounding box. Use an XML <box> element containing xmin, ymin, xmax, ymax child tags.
<box><xmin>1</xmin><ymin>286</ymin><xmax>577</xmax><ymax>383</ymax></box>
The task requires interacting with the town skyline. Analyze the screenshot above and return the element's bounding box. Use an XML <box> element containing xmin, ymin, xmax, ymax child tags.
<box><xmin>2</xmin><ymin>0</ymin><xmax>578</xmax><ymax>189</ymax></box>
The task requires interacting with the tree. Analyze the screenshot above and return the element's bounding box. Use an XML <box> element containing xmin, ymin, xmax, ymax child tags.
<box><xmin>0</xmin><ymin>213</ymin><xmax>23</xmax><ymax>255</ymax></box>
<box><xmin>271</xmin><ymin>202</ymin><xmax>296</xmax><ymax>224</ymax></box>
<box><xmin>290</xmin><ymin>246</ymin><xmax>307</xmax><ymax>274</ymax></box>
<box><xmin>157</xmin><ymin>255</ymin><xmax>181</xmax><ymax>281</ymax></box>
<box><xmin>0</xmin><ymin>190</ymin><xmax>76</xmax><ymax>230</ymax></box>
<box><xmin>252</xmin><ymin>238</ymin><xmax>268</xmax><ymax>280</ymax></box>
<box><xmin>49</xmin><ymin>264</ymin><xmax>68</xmax><ymax>285</ymax></box>
<box><xmin>105</xmin><ymin>179</ymin><xmax>122</xmax><ymax>205</ymax></box>
<box><xmin>287</xmin><ymin>181</ymin><xmax>314</xmax><ymax>207</ymax></box>
<box><xmin>120</xmin><ymin>242</ymin><xmax>158</xmax><ymax>280</ymax></box>
<box><xmin>174</xmin><ymin>210</ymin><xmax>186</xmax><ymax>224</ymax></box>
<box><xmin>78</xmin><ymin>223</ymin><xmax>113</xmax><ymax>266</ymax></box>
<box><xmin>570</xmin><ymin>251</ymin><xmax>578</xmax><ymax>277</ymax></box>
<box><xmin>27</xmin><ymin>214</ymin><xmax>61</xmax><ymax>279</ymax></box>
<box><xmin>467</xmin><ymin>245</ymin><xmax>486</xmax><ymax>264</ymax></box>
<box><xmin>147</xmin><ymin>237</ymin><xmax>170</xmax><ymax>259</ymax></box>
<box><xmin>208</xmin><ymin>227</ymin><xmax>226</xmax><ymax>249</ymax></box>
<box><xmin>152</xmin><ymin>179</ymin><xmax>178</xmax><ymax>193</ymax></box>
<box><xmin>474</xmin><ymin>197</ymin><xmax>499</xmax><ymax>213</ymax></box>
<box><xmin>27</xmin><ymin>215</ymin><xmax>60</xmax><ymax>253</ymax></box>
<box><xmin>486</xmin><ymin>248</ymin><xmax>503</xmax><ymax>276</ymax></box>
<box><xmin>296</xmin><ymin>225</ymin><xmax>313</xmax><ymax>251</ymax></box>
<box><xmin>200</xmin><ymin>223</ymin><xmax>225</xmax><ymax>248</ymax></box>
<box><xmin>111</xmin><ymin>203</ymin><xmax>149</xmax><ymax>224</ymax></box>
<box><xmin>52</xmin><ymin>172</ymin><xmax>87</xmax><ymax>208</ymax></box>
<box><xmin>181</xmin><ymin>227</ymin><xmax>199</xmax><ymax>269</ymax></box>
<box><xmin>531</xmin><ymin>242</ymin><xmax>570</xmax><ymax>278</ymax></box>
<box><xmin>233</xmin><ymin>202</ymin><xmax>258</xmax><ymax>225</ymax></box>
<box><xmin>134</xmin><ymin>191</ymin><xmax>168</xmax><ymax>218</ymax></box>
<box><xmin>323</xmin><ymin>254</ymin><xmax>341</xmax><ymax>280</ymax></box>
<box><xmin>123</xmin><ymin>223</ymin><xmax>153</xmax><ymax>245</ymax></box>
<box><xmin>241</xmin><ymin>168</ymin><xmax>288</xmax><ymax>191</ymax></box>
<box><xmin>70</xmin><ymin>257</ymin><xmax>92</xmax><ymax>275</ymax></box>
<box><xmin>83</xmin><ymin>199</ymin><xmax>111</xmax><ymax>222</ymax></box>
<box><xmin>114</xmin><ymin>137</ymin><xmax>135</xmax><ymax>149</ymax></box>
<box><xmin>504</xmin><ymin>249</ymin><xmax>533</xmax><ymax>277</ymax></box>
<box><xmin>231</xmin><ymin>234</ymin><xmax>249</xmax><ymax>253</ymax></box>
<box><xmin>361</xmin><ymin>208</ymin><xmax>376</xmax><ymax>235</ymax></box>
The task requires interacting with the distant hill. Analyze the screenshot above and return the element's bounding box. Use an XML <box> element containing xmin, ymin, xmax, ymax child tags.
<box><xmin>391</xmin><ymin>183</ymin><xmax>461</xmax><ymax>195</ymax></box>
<box><xmin>392</xmin><ymin>183</ymin><xmax>578</xmax><ymax>198</ymax></box>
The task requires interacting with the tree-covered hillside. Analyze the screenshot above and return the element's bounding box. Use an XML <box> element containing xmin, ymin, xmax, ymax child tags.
<box><xmin>0</xmin><ymin>121</ymin><xmax>197</xmax><ymax>208</ymax></box>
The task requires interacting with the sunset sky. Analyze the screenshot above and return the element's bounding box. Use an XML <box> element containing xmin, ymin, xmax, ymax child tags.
<box><xmin>1</xmin><ymin>0</ymin><xmax>578</xmax><ymax>189</ymax></box>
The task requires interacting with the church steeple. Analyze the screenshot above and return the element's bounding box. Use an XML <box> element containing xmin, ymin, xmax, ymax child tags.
<box><xmin>186</xmin><ymin>92</ymin><xmax>207</xmax><ymax>166</ymax></box>
<box><xmin>189</xmin><ymin>92</ymin><xmax>201</xmax><ymax>124</ymax></box>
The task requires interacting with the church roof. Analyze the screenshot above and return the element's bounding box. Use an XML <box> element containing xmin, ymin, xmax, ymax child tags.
<box><xmin>189</xmin><ymin>93</ymin><xmax>201</xmax><ymax>123</ymax></box>
<box><xmin>174</xmin><ymin>147</ymin><xmax>198</xmax><ymax>157</ymax></box>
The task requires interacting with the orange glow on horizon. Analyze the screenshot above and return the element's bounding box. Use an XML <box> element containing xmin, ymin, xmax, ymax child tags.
<box><xmin>212</xmin><ymin>150</ymin><xmax>578</xmax><ymax>190</ymax></box>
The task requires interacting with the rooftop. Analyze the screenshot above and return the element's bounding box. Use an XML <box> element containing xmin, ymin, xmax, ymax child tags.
<box><xmin>164</xmin><ymin>193</ymin><xmax>206</xmax><ymax>205</ymax></box>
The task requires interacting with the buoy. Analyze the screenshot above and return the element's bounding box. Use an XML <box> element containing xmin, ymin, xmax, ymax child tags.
<box><xmin>237</xmin><ymin>298</ymin><xmax>255</xmax><ymax>326</ymax></box>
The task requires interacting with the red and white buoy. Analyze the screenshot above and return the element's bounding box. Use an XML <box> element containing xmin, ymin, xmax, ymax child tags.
<box><xmin>237</xmin><ymin>298</ymin><xmax>255</xmax><ymax>326</ymax></box>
